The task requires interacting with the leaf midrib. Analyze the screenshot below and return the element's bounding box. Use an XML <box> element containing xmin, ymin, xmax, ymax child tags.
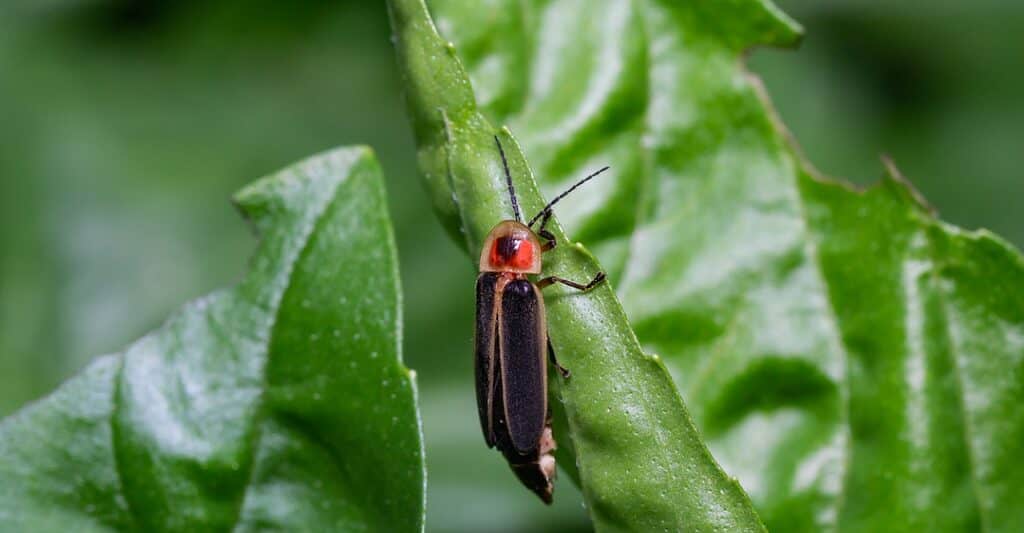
<box><xmin>923</xmin><ymin>220</ymin><xmax>989</xmax><ymax>531</ymax></box>
<box><xmin>227</xmin><ymin>170</ymin><xmax>351</xmax><ymax>532</ymax></box>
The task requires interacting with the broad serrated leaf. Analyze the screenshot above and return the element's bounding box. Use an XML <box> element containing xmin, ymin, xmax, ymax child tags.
<box><xmin>0</xmin><ymin>148</ymin><xmax>426</xmax><ymax>532</ymax></box>
<box><xmin>388</xmin><ymin>0</ymin><xmax>766</xmax><ymax>531</ymax></box>
<box><xmin>420</xmin><ymin>0</ymin><xmax>1024</xmax><ymax>531</ymax></box>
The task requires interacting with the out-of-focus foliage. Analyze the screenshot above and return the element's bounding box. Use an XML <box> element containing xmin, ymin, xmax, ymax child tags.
<box><xmin>1</xmin><ymin>1</ymin><xmax>1022</xmax><ymax>532</ymax></box>
<box><xmin>0</xmin><ymin>148</ymin><xmax>426</xmax><ymax>531</ymax></box>
<box><xmin>749</xmin><ymin>0</ymin><xmax>1024</xmax><ymax>248</ymax></box>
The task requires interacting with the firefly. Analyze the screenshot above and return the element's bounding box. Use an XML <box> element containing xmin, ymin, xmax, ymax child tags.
<box><xmin>475</xmin><ymin>136</ymin><xmax>609</xmax><ymax>504</ymax></box>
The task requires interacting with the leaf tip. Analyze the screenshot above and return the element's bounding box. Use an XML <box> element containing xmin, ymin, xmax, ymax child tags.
<box><xmin>232</xmin><ymin>146</ymin><xmax>377</xmax><ymax>228</ymax></box>
<box><xmin>880</xmin><ymin>154</ymin><xmax>937</xmax><ymax>216</ymax></box>
<box><xmin>757</xmin><ymin>0</ymin><xmax>804</xmax><ymax>48</ymax></box>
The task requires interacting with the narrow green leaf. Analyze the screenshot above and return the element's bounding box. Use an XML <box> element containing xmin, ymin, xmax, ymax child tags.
<box><xmin>0</xmin><ymin>148</ymin><xmax>426</xmax><ymax>532</ymax></box>
<box><xmin>423</xmin><ymin>1</ymin><xmax>1024</xmax><ymax>531</ymax></box>
<box><xmin>388</xmin><ymin>0</ymin><xmax>766</xmax><ymax>531</ymax></box>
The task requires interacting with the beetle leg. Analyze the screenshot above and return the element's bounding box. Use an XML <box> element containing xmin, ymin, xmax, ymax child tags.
<box><xmin>537</xmin><ymin>208</ymin><xmax>554</xmax><ymax>231</ymax></box>
<box><xmin>537</xmin><ymin>272</ymin><xmax>606</xmax><ymax>292</ymax></box>
<box><xmin>536</xmin><ymin>209</ymin><xmax>557</xmax><ymax>252</ymax></box>
<box><xmin>539</xmin><ymin>229</ymin><xmax>557</xmax><ymax>252</ymax></box>
<box><xmin>547</xmin><ymin>339</ymin><xmax>571</xmax><ymax>379</ymax></box>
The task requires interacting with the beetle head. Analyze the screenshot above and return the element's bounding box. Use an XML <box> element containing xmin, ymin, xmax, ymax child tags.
<box><xmin>479</xmin><ymin>220</ymin><xmax>542</xmax><ymax>274</ymax></box>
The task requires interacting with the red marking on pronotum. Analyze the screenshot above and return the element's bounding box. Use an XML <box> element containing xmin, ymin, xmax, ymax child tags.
<box><xmin>474</xmin><ymin>136</ymin><xmax>609</xmax><ymax>504</ymax></box>
<box><xmin>489</xmin><ymin>236</ymin><xmax>535</xmax><ymax>270</ymax></box>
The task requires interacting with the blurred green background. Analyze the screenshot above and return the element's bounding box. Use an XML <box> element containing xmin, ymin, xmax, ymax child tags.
<box><xmin>1</xmin><ymin>1</ymin><xmax>1021</xmax><ymax>531</ymax></box>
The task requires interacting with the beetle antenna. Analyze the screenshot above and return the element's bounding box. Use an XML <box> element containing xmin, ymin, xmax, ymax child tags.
<box><xmin>494</xmin><ymin>136</ymin><xmax>522</xmax><ymax>222</ymax></box>
<box><xmin>527</xmin><ymin>166</ymin><xmax>610</xmax><ymax>228</ymax></box>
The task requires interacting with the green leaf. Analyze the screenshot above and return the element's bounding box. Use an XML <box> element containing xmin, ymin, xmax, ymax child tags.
<box><xmin>388</xmin><ymin>0</ymin><xmax>766</xmax><ymax>531</ymax></box>
<box><xmin>0</xmin><ymin>148</ymin><xmax>426</xmax><ymax>532</ymax></box>
<box><xmin>409</xmin><ymin>0</ymin><xmax>1024</xmax><ymax>532</ymax></box>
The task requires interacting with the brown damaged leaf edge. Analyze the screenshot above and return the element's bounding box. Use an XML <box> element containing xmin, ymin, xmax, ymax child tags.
<box><xmin>387</xmin><ymin>0</ymin><xmax>766</xmax><ymax>530</ymax></box>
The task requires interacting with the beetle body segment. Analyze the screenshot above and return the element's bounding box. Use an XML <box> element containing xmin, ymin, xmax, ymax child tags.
<box><xmin>498</xmin><ymin>278</ymin><xmax>548</xmax><ymax>454</ymax></box>
<box><xmin>474</xmin><ymin>272</ymin><xmax>501</xmax><ymax>448</ymax></box>
<box><xmin>475</xmin><ymin>270</ymin><xmax>555</xmax><ymax>503</ymax></box>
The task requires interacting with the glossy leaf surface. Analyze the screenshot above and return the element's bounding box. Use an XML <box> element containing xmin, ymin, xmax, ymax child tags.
<box><xmin>389</xmin><ymin>0</ymin><xmax>767</xmax><ymax>531</ymax></box>
<box><xmin>397</xmin><ymin>0</ymin><xmax>1024</xmax><ymax>531</ymax></box>
<box><xmin>0</xmin><ymin>148</ymin><xmax>425</xmax><ymax>532</ymax></box>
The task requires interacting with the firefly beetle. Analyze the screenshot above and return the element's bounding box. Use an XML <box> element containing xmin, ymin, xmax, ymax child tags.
<box><xmin>475</xmin><ymin>136</ymin><xmax>609</xmax><ymax>503</ymax></box>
